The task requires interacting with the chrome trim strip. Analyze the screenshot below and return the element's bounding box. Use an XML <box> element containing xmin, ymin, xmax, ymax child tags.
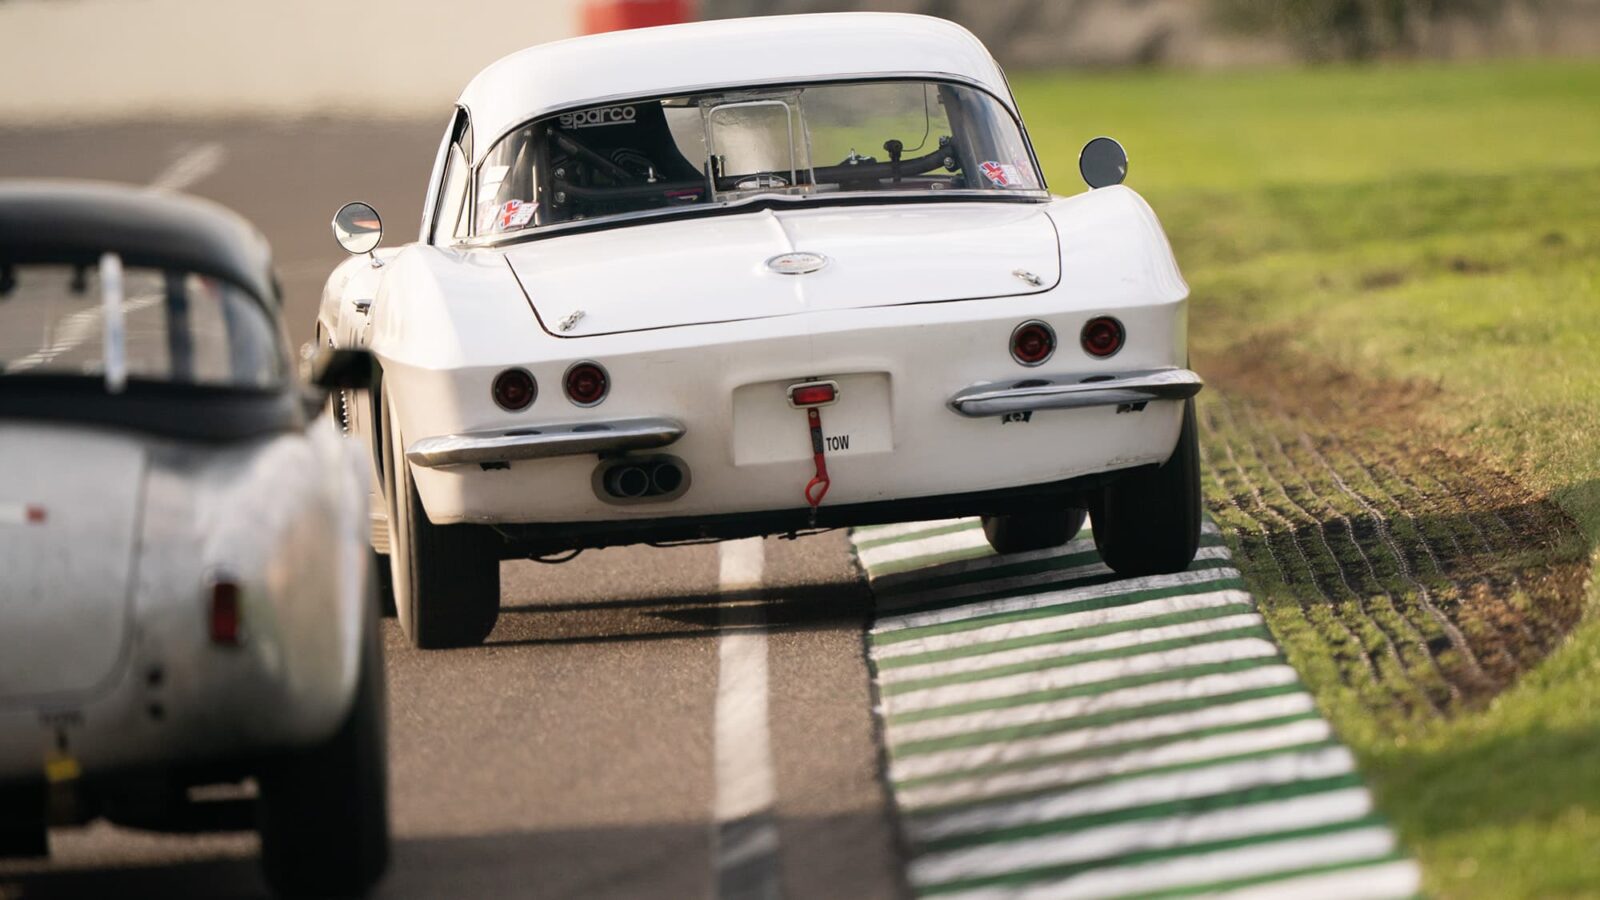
<box><xmin>406</xmin><ymin>417</ymin><xmax>685</xmax><ymax>468</ymax></box>
<box><xmin>948</xmin><ymin>368</ymin><xmax>1203</xmax><ymax>417</ymax></box>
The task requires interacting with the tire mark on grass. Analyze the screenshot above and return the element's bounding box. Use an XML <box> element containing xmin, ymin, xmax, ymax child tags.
<box><xmin>1213</xmin><ymin>397</ymin><xmax>1430</xmax><ymax>712</ymax></box>
<box><xmin>1200</xmin><ymin>400</ymin><xmax>1381</xmax><ymax>691</ymax></box>
<box><xmin>1233</xmin><ymin>399</ymin><xmax>1456</xmax><ymax>713</ymax></box>
<box><xmin>1296</xmin><ymin>430</ymin><xmax>1492</xmax><ymax>693</ymax></box>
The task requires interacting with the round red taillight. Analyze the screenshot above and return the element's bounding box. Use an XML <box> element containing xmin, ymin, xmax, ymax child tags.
<box><xmin>1081</xmin><ymin>316</ymin><xmax>1125</xmax><ymax>358</ymax></box>
<box><xmin>564</xmin><ymin>361</ymin><xmax>609</xmax><ymax>407</ymax></box>
<box><xmin>492</xmin><ymin>368</ymin><xmax>536</xmax><ymax>411</ymax></box>
<box><xmin>1010</xmin><ymin>321</ymin><xmax>1056</xmax><ymax>367</ymax></box>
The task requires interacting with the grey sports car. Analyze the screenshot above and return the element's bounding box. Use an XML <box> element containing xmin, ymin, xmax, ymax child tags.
<box><xmin>0</xmin><ymin>181</ymin><xmax>388</xmax><ymax>897</ymax></box>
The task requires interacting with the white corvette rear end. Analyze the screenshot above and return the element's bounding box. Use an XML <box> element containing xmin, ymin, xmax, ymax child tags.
<box><xmin>319</xmin><ymin>13</ymin><xmax>1203</xmax><ymax>649</ymax></box>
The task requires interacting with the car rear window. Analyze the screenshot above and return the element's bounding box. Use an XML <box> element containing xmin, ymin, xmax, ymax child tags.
<box><xmin>474</xmin><ymin>79</ymin><xmax>1043</xmax><ymax>234</ymax></box>
<box><xmin>0</xmin><ymin>262</ymin><xmax>287</xmax><ymax>390</ymax></box>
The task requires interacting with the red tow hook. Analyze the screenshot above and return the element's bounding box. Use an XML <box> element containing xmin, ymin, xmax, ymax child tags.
<box><xmin>789</xmin><ymin>379</ymin><xmax>840</xmax><ymax>526</ymax></box>
<box><xmin>805</xmin><ymin>406</ymin><xmax>831</xmax><ymax>523</ymax></box>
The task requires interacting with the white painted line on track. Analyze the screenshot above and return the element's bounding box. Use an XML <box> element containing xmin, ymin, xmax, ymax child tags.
<box><xmin>876</xmin><ymin>562</ymin><xmax>1240</xmax><ymax>633</ymax></box>
<box><xmin>148</xmin><ymin>142</ymin><xmax>225</xmax><ymax>192</ymax></box>
<box><xmin>878</xmin><ymin>612</ymin><xmax>1266</xmax><ymax>685</ymax></box>
<box><xmin>909</xmin><ymin>788</ymin><xmax>1377</xmax><ymax>887</ymax></box>
<box><xmin>872</xmin><ymin>589</ymin><xmax>1255</xmax><ymax>661</ymax></box>
<box><xmin>884</xmin><ymin>637</ymin><xmax>1282</xmax><ymax>716</ymax></box>
<box><xmin>887</xmin><ymin>665</ymin><xmax>1305</xmax><ymax>746</ymax></box>
<box><xmin>933</xmin><ymin>827</ymin><xmax>1404</xmax><ymax>899</ymax></box>
<box><xmin>905</xmin><ymin>745</ymin><xmax>1357</xmax><ymax>844</ymax></box>
<box><xmin>1214</xmin><ymin>858</ymin><xmax>1423</xmax><ymax>899</ymax></box>
<box><xmin>888</xmin><ymin>693</ymin><xmax>1321</xmax><ymax>783</ymax></box>
<box><xmin>713</xmin><ymin>538</ymin><xmax>781</xmax><ymax>899</ymax></box>
<box><xmin>854</xmin><ymin>517</ymin><xmax>1418</xmax><ymax>898</ymax></box>
<box><xmin>897</xmin><ymin>718</ymin><xmax>1335</xmax><ymax>810</ymax></box>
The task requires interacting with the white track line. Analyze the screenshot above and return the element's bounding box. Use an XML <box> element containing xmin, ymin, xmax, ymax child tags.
<box><xmin>906</xmin><ymin>745</ymin><xmax>1356</xmax><ymax>844</ymax></box>
<box><xmin>934</xmin><ymin>827</ymin><xmax>1404</xmax><ymax>900</ymax></box>
<box><xmin>1215</xmin><ymin>858</ymin><xmax>1423</xmax><ymax>899</ymax></box>
<box><xmin>878</xmin><ymin>613</ymin><xmax>1266</xmax><ymax>685</ymax></box>
<box><xmin>147</xmin><ymin>141</ymin><xmax>225</xmax><ymax>192</ymax></box>
<box><xmin>889</xmin><ymin>693</ymin><xmax>1320</xmax><ymax>783</ymax></box>
<box><xmin>909</xmin><ymin>788</ymin><xmax>1376</xmax><ymax>886</ymax></box>
<box><xmin>897</xmin><ymin>718</ymin><xmax>1335</xmax><ymax>810</ymax></box>
<box><xmin>888</xmin><ymin>665</ymin><xmax>1304</xmax><ymax>746</ymax></box>
<box><xmin>884</xmin><ymin>637</ymin><xmax>1281</xmax><ymax>716</ymax></box>
<box><xmin>713</xmin><ymin>538</ymin><xmax>779</xmax><ymax>896</ymax></box>
<box><xmin>877</xmin><ymin>561</ymin><xmax>1240</xmax><ymax>633</ymax></box>
<box><xmin>873</xmin><ymin>589</ymin><xmax>1255</xmax><ymax>661</ymax></box>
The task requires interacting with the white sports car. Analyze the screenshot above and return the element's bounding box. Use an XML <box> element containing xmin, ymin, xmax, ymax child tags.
<box><xmin>319</xmin><ymin>13</ymin><xmax>1203</xmax><ymax>649</ymax></box>
<box><xmin>0</xmin><ymin>182</ymin><xmax>388</xmax><ymax>897</ymax></box>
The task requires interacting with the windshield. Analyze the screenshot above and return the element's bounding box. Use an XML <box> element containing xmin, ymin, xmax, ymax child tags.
<box><xmin>473</xmin><ymin>79</ymin><xmax>1043</xmax><ymax>234</ymax></box>
<box><xmin>0</xmin><ymin>262</ymin><xmax>288</xmax><ymax>390</ymax></box>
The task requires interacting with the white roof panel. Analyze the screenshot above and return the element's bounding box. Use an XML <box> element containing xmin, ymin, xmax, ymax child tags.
<box><xmin>457</xmin><ymin>13</ymin><xmax>1012</xmax><ymax>159</ymax></box>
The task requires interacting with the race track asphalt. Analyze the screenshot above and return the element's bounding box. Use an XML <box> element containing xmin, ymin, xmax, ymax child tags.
<box><xmin>0</xmin><ymin>121</ymin><xmax>906</xmax><ymax>899</ymax></box>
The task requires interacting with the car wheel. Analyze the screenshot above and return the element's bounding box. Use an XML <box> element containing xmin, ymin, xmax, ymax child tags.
<box><xmin>981</xmin><ymin>507</ymin><xmax>1087</xmax><ymax>555</ymax></box>
<box><xmin>257</xmin><ymin>564</ymin><xmax>390</xmax><ymax>898</ymax></box>
<box><xmin>381</xmin><ymin>393</ymin><xmax>500</xmax><ymax>649</ymax></box>
<box><xmin>0</xmin><ymin>785</ymin><xmax>46</xmax><ymax>859</ymax></box>
<box><xmin>1092</xmin><ymin>399</ymin><xmax>1202</xmax><ymax>577</ymax></box>
<box><xmin>370</xmin><ymin>547</ymin><xmax>396</xmax><ymax>619</ymax></box>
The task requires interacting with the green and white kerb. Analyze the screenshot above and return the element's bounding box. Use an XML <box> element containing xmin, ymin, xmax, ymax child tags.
<box><xmin>851</xmin><ymin>517</ymin><xmax>1421</xmax><ymax>898</ymax></box>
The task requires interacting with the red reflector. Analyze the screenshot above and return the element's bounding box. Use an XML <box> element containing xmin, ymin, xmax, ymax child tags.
<box><xmin>25</xmin><ymin>505</ymin><xmax>46</xmax><ymax>524</ymax></box>
<box><xmin>790</xmin><ymin>384</ymin><xmax>837</xmax><ymax>407</ymax></box>
<box><xmin>209</xmin><ymin>581</ymin><xmax>242</xmax><ymax>646</ymax></box>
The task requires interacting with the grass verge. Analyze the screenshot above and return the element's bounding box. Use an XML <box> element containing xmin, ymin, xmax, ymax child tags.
<box><xmin>1013</xmin><ymin>60</ymin><xmax>1600</xmax><ymax>897</ymax></box>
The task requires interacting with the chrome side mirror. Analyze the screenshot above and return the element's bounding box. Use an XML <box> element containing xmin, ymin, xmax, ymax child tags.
<box><xmin>1079</xmin><ymin>137</ymin><xmax>1128</xmax><ymax>189</ymax></box>
<box><xmin>332</xmin><ymin>201</ymin><xmax>384</xmax><ymax>267</ymax></box>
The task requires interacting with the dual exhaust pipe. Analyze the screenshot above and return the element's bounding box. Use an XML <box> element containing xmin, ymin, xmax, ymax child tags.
<box><xmin>599</xmin><ymin>457</ymin><xmax>688</xmax><ymax>501</ymax></box>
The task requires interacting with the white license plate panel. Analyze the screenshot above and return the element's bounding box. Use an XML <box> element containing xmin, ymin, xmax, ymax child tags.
<box><xmin>732</xmin><ymin>373</ymin><xmax>894</xmax><ymax>466</ymax></box>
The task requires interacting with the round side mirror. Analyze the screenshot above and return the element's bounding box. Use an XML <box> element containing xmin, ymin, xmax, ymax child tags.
<box><xmin>1079</xmin><ymin>137</ymin><xmax>1128</xmax><ymax>189</ymax></box>
<box><xmin>332</xmin><ymin>201</ymin><xmax>383</xmax><ymax>256</ymax></box>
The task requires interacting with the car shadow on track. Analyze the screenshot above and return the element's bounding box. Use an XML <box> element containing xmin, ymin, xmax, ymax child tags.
<box><xmin>2</xmin><ymin>811</ymin><xmax>897</xmax><ymax>899</ymax></box>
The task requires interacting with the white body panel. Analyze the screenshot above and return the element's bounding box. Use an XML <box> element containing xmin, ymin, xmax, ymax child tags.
<box><xmin>324</xmin><ymin>185</ymin><xmax>1192</xmax><ymax>530</ymax></box>
<box><xmin>0</xmin><ymin>416</ymin><xmax>369</xmax><ymax>779</ymax></box>
<box><xmin>505</xmin><ymin>204</ymin><xmax>1060</xmax><ymax>336</ymax></box>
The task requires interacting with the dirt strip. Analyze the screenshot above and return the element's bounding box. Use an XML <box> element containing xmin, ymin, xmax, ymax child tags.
<box><xmin>1198</xmin><ymin>335</ymin><xmax>1588</xmax><ymax>723</ymax></box>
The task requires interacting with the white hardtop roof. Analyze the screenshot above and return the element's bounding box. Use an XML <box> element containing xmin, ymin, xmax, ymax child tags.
<box><xmin>457</xmin><ymin>13</ymin><xmax>1012</xmax><ymax>161</ymax></box>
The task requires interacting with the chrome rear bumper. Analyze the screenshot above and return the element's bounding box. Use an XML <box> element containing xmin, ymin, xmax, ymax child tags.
<box><xmin>948</xmin><ymin>368</ymin><xmax>1203</xmax><ymax>418</ymax></box>
<box><xmin>406</xmin><ymin>417</ymin><xmax>685</xmax><ymax>468</ymax></box>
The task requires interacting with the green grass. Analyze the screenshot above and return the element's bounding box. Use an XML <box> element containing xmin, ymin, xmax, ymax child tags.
<box><xmin>1012</xmin><ymin>60</ymin><xmax>1600</xmax><ymax>897</ymax></box>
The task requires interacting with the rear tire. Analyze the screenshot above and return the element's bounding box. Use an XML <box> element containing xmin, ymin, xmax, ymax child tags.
<box><xmin>981</xmin><ymin>507</ymin><xmax>1087</xmax><ymax>555</ymax></box>
<box><xmin>257</xmin><ymin>567</ymin><xmax>390</xmax><ymax>898</ymax></box>
<box><xmin>382</xmin><ymin>393</ymin><xmax>500</xmax><ymax>649</ymax></box>
<box><xmin>370</xmin><ymin>548</ymin><xmax>396</xmax><ymax>619</ymax></box>
<box><xmin>0</xmin><ymin>784</ymin><xmax>46</xmax><ymax>859</ymax></box>
<box><xmin>1092</xmin><ymin>399</ymin><xmax>1203</xmax><ymax>577</ymax></box>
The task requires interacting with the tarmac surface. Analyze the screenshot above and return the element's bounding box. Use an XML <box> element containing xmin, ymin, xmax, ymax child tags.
<box><xmin>0</xmin><ymin>121</ymin><xmax>906</xmax><ymax>899</ymax></box>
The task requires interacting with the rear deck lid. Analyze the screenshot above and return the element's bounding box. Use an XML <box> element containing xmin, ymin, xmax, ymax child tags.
<box><xmin>505</xmin><ymin>202</ymin><xmax>1061</xmax><ymax>337</ymax></box>
<box><xmin>0</xmin><ymin>424</ymin><xmax>143</xmax><ymax>704</ymax></box>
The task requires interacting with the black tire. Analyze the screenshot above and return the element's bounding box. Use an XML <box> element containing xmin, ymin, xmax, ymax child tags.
<box><xmin>981</xmin><ymin>507</ymin><xmax>1088</xmax><ymax>555</ymax></box>
<box><xmin>1092</xmin><ymin>399</ymin><xmax>1203</xmax><ymax>577</ymax></box>
<box><xmin>257</xmin><ymin>571</ymin><xmax>390</xmax><ymax>898</ymax></box>
<box><xmin>0</xmin><ymin>784</ymin><xmax>47</xmax><ymax>859</ymax></box>
<box><xmin>381</xmin><ymin>393</ymin><xmax>500</xmax><ymax>649</ymax></box>
<box><xmin>370</xmin><ymin>548</ymin><xmax>396</xmax><ymax>619</ymax></box>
